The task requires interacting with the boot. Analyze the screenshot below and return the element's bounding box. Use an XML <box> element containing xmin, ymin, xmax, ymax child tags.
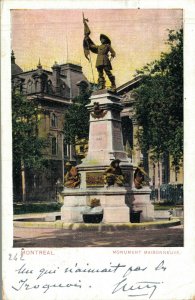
<box><xmin>109</xmin><ymin>76</ymin><xmax>116</xmax><ymax>92</ymax></box>
<box><xmin>98</xmin><ymin>77</ymin><xmax>106</xmax><ymax>90</ymax></box>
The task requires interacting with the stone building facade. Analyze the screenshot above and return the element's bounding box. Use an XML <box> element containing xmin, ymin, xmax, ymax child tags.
<box><xmin>117</xmin><ymin>77</ymin><xmax>183</xmax><ymax>189</ymax></box>
<box><xmin>12</xmin><ymin>51</ymin><xmax>89</xmax><ymax>201</ymax></box>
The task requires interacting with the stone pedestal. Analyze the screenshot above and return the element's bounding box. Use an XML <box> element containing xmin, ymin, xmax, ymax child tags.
<box><xmin>61</xmin><ymin>191</ymin><xmax>87</xmax><ymax>222</ymax></box>
<box><xmin>61</xmin><ymin>89</ymin><xmax>154</xmax><ymax>223</ymax></box>
<box><xmin>60</xmin><ymin>187</ymin><xmax>131</xmax><ymax>223</ymax></box>
<box><xmin>129</xmin><ymin>187</ymin><xmax>155</xmax><ymax>221</ymax></box>
<box><xmin>61</xmin><ymin>90</ymin><xmax>133</xmax><ymax>223</ymax></box>
<box><xmin>82</xmin><ymin>89</ymin><xmax>129</xmax><ymax>165</ymax></box>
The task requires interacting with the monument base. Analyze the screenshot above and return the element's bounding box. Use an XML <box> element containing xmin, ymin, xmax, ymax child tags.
<box><xmin>60</xmin><ymin>186</ymin><xmax>154</xmax><ymax>223</ymax></box>
<box><xmin>60</xmin><ymin>187</ymin><xmax>131</xmax><ymax>223</ymax></box>
<box><xmin>60</xmin><ymin>90</ymin><xmax>154</xmax><ymax>224</ymax></box>
<box><xmin>129</xmin><ymin>187</ymin><xmax>155</xmax><ymax>221</ymax></box>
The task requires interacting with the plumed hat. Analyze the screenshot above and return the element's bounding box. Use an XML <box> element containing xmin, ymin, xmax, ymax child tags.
<box><xmin>100</xmin><ymin>34</ymin><xmax>111</xmax><ymax>45</ymax></box>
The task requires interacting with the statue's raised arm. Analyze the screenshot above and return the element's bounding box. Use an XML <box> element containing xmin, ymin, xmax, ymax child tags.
<box><xmin>82</xmin><ymin>13</ymin><xmax>116</xmax><ymax>92</ymax></box>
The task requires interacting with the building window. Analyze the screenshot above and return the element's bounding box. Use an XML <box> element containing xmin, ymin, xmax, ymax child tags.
<box><xmin>51</xmin><ymin>137</ymin><xmax>57</xmax><ymax>155</ymax></box>
<box><xmin>27</xmin><ymin>79</ymin><xmax>33</xmax><ymax>94</ymax></box>
<box><xmin>35</xmin><ymin>80</ymin><xmax>38</xmax><ymax>92</ymax></box>
<box><xmin>162</xmin><ymin>153</ymin><xmax>170</xmax><ymax>184</ymax></box>
<box><xmin>47</xmin><ymin>80</ymin><xmax>54</xmax><ymax>94</ymax></box>
<box><xmin>50</xmin><ymin>113</ymin><xmax>58</xmax><ymax>128</ymax></box>
<box><xmin>64</xmin><ymin>143</ymin><xmax>67</xmax><ymax>157</ymax></box>
<box><xmin>33</xmin><ymin>174</ymin><xmax>42</xmax><ymax>188</ymax></box>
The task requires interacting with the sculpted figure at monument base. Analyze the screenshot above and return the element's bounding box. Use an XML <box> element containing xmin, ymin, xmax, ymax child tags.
<box><xmin>104</xmin><ymin>159</ymin><xmax>125</xmax><ymax>187</ymax></box>
<box><xmin>134</xmin><ymin>163</ymin><xmax>150</xmax><ymax>189</ymax></box>
<box><xmin>64</xmin><ymin>162</ymin><xmax>80</xmax><ymax>188</ymax></box>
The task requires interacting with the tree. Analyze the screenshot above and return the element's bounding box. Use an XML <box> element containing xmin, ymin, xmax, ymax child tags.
<box><xmin>134</xmin><ymin>28</ymin><xmax>183</xmax><ymax>169</ymax></box>
<box><xmin>63</xmin><ymin>89</ymin><xmax>91</xmax><ymax>146</ymax></box>
<box><xmin>12</xmin><ymin>92</ymin><xmax>47</xmax><ymax>201</ymax></box>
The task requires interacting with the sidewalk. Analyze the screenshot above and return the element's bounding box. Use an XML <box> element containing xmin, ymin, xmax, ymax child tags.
<box><xmin>14</xmin><ymin>224</ymin><xmax>183</xmax><ymax>248</ymax></box>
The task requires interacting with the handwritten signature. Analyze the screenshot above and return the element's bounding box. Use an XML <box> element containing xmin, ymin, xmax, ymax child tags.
<box><xmin>112</xmin><ymin>278</ymin><xmax>163</xmax><ymax>298</ymax></box>
<box><xmin>111</xmin><ymin>260</ymin><xmax>166</xmax><ymax>298</ymax></box>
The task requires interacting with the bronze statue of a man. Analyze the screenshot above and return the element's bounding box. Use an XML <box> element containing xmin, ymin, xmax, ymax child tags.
<box><xmin>104</xmin><ymin>159</ymin><xmax>125</xmax><ymax>187</ymax></box>
<box><xmin>134</xmin><ymin>163</ymin><xmax>150</xmax><ymax>189</ymax></box>
<box><xmin>64</xmin><ymin>162</ymin><xmax>80</xmax><ymax>188</ymax></box>
<box><xmin>83</xmin><ymin>14</ymin><xmax>116</xmax><ymax>91</ymax></box>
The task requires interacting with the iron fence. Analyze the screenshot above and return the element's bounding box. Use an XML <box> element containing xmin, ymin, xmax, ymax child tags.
<box><xmin>150</xmin><ymin>184</ymin><xmax>183</xmax><ymax>204</ymax></box>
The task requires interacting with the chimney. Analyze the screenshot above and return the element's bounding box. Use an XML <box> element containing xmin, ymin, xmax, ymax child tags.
<box><xmin>11</xmin><ymin>50</ymin><xmax>16</xmax><ymax>64</ymax></box>
<box><xmin>52</xmin><ymin>61</ymin><xmax>61</xmax><ymax>94</ymax></box>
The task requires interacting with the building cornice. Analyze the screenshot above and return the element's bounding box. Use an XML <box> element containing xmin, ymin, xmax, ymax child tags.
<box><xmin>28</xmin><ymin>93</ymin><xmax>72</xmax><ymax>105</ymax></box>
<box><xmin>117</xmin><ymin>76</ymin><xmax>142</xmax><ymax>95</ymax></box>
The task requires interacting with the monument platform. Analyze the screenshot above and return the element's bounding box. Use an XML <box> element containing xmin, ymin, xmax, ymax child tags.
<box><xmin>61</xmin><ymin>89</ymin><xmax>154</xmax><ymax>223</ymax></box>
<box><xmin>13</xmin><ymin>213</ymin><xmax>181</xmax><ymax>230</ymax></box>
<box><xmin>61</xmin><ymin>186</ymin><xmax>131</xmax><ymax>223</ymax></box>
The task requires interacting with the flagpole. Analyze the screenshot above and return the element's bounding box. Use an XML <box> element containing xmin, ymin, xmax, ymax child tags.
<box><xmin>87</xmin><ymin>44</ymin><xmax>95</xmax><ymax>84</ymax></box>
<box><xmin>66</xmin><ymin>34</ymin><xmax>69</xmax><ymax>62</ymax></box>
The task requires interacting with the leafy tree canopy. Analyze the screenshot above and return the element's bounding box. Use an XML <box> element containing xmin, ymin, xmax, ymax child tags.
<box><xmin>63</xmin><ymin>89</ymin><xmax>92</xmax><ymax>144</ymax></box>
<box><xmin>134</xmin><ymin>28</ymin><xmax>183</xmax><ymax>167</ymax></box>
<box><xmin>12</xmin><ymin>92</ymin><xmax>47</xmax><ymax>173</ymax></box>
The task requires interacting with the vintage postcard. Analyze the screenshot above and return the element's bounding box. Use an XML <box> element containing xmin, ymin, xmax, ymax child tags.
<box><xmin>1</xmin><ymin>0</ymin><xmax>195</xmax><ymax>299</ymax></box>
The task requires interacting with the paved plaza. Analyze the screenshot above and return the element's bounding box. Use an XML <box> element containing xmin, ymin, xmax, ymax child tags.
<box><xmin>14</xmin><ymin>224</ymin><xmax>183</xmax><ymax>248</ymax></box>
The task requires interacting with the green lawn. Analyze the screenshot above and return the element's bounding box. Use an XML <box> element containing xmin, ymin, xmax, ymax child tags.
<box><xmin>13</xmin><ymin>201</ymin><xmax>183</xmax><ymax>215</ymax></box>
<box><xmin>14</xmin><ymin>202</ymin><xmax>63</xmax><ymax>215</ymax></box>
<box><xmin>154</xmin><ymin>203</ymin><xmax>183</xmax><ymax>210</ymax></box>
